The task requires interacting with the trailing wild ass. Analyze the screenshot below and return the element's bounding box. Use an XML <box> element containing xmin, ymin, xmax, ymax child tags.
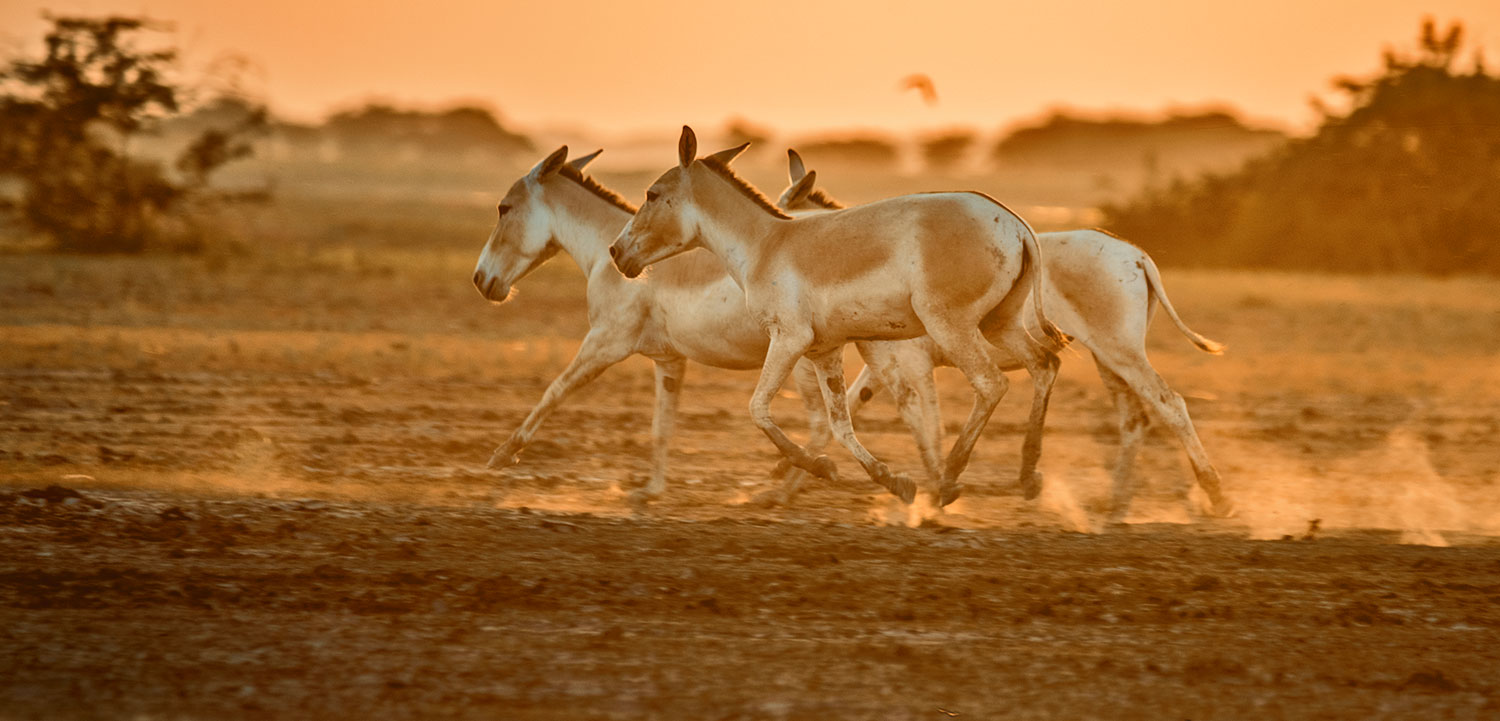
<box><xmin>775</xmin><ymin>149</ymin><xmax>1235</xmax><ymax>520</ymax></box>
<box><xmin>473</xmin><ymin>146</ymin><xmax>838</xmax><ymax>503</ymax></box>
<box><xmin>611</xmin><ymin>127</ymin><xmax>1066</xmax><ymax>507</ymax></box>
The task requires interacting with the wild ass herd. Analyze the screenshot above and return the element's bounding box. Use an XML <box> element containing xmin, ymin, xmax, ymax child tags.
<box><xmin>472</xmin><ymin>126</ymin><xmax>1235</xmax><ymax>522</ymax></box>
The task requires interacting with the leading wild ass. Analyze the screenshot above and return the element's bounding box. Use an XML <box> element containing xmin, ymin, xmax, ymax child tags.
<box><xmin>472</xmin><ymin>146</ymin><xmax>836</xmax><ymax>502</ymax></box>
<box><xmin>775</xmin><ymin>150</ymin><xmax>1235</xmax><ymax>519</ymax></box>
<box><xmin>611</xmin><ymin>127</ymin><xmax>1066</xmax><ymax>506</ymax></box>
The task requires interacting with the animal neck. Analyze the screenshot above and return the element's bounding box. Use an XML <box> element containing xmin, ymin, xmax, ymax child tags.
<box><xmin>691</xmin><ymin>168</ymin><xmax>783</xmax><ymax>290</ymax></box>
<box><xmin>546</xmin><ymin>180</ymin><xmax>633</xmax><ymax>278</ymax></box>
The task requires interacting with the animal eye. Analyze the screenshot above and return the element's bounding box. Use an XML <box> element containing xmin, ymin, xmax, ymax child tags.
<box><xmin>497</xmin><ymin>203</ymin><xmax>511</xmax><ymax>216</ymax></box>
<box><xmin>646</xmin><ymin>190</ymin><xmax>659</xmax><ymax>202</ymax></box>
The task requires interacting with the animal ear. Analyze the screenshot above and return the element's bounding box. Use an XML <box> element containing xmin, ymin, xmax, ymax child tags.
<box><xmin>568</xmin><ymin>149</ymin><xmax>603</xmax><ymax>172</ymax></box>
<box><xmin>532</xmin><ymin>145</ymin><xmax>569</xmax><ymax>179</ymax></box>
<box><xmin>705</xmin><ymin>142</ymin><xmax>750</xmax><ymax>166</ymax></box>
<box><xmin>784</xmin><ymin>169</ymin><xmax>818</xmax><ymax>207</ymax></box>
<box><xmin>787</xmin><ymin>149</ymin><xmax>807</xmax><ymax>183</ymax></box>
<box><xmin>678</xmin><ymin>126</ymin><xmax>697</xmax><ymax>167</ymax></box>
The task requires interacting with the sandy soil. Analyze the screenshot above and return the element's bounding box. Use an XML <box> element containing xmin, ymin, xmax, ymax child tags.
<box><xmin>2</xmin><ymin>253</ymin><xmax>1499</xmax><ymax>719</ymax></box>
<box><xmin>3</xmin><ymin>358</ymin><xmax>1499</xmax><ymax>720</ymax></box>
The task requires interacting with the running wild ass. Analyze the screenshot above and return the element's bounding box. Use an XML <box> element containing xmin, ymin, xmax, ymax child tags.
<box><xmin>776</xmin><ymin>149</ymin><xmax>1235</xmax><ymax>519</ymax></box>
<box><xmin>611</xmin><ymin>127</ymin><xmax>1066</xmax><ymax>506</ymax></box>
<box><xmin>473</xmin><ymin>146</ymin><xmax>838</xmax><ymax>503</ymax></box>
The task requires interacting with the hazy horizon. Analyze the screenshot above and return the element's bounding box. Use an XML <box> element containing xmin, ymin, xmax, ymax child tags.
<box><xmin>4</xmin><ymin>0</ymin><xmax>1498</xmax><ymax>137</ymax></box>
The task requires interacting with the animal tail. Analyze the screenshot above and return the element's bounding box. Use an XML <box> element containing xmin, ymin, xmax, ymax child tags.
<box><xmin>1017</xmin><ymin>222</ymin><xmax>1069</xmax><ymax>348</ymax></box>
<box><xmin>1138</xmin><ymin>253</ymin><xmax>1225</xmax><ymax>355</ymax></box>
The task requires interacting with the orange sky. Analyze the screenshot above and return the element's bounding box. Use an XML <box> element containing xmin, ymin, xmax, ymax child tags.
<box><xmin>3</xmin><ymin>0</ymin><xmax>1497</xmax><ymax>135</ymax></box>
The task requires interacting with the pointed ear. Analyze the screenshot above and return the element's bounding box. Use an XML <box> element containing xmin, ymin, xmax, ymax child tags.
<box><xmin>705</xmin><ymin>142</ymin><xmax>750</xmax><ymax>166</ymax></box>
<box><xmin>787</xmin><ymin>149</ymin><xmax>807</xmax><ymax>183</ymax></box>
<box><xmin>678</xmin><ymin>126</ymin><xmax>697</xmax><ymax>167</ymax></box>
<box><xmin>532</xmin><ymin>145</ymin><xmax>569</xmax><ymax>179</ymax></box>
<box><xmin>568</xmin><ymin>148</ymin><xmax>603</xmax><ymax>172</ymax></box>
<box><xmin>784</xmin><ymin>170</ymin><xmax>818</xmax><ymax>207</ymax></box>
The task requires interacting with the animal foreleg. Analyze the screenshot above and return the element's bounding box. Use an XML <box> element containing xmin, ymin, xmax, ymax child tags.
<box><xmin>487</xmin><ymin>331</ymin><xmax>630</xmax><ymax>469</ymax></box>
<box><xmin>750</xmin><ymin>333</ymin><xmax>838</xmax><ymax>483</ymax></box>
<box><xmin>631</xmin><ymin>357</ymin><xmax>687</xmax><ymax>503</ymax></box>
<box><xmin>757</xmin><ymin>359</ymin><xmax>828</xmax><ymax>506</ymax></box>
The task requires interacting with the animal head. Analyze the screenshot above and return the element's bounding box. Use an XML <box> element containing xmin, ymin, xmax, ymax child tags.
<box><xmin>610</xmin><ymin>126</ymin><xmax>750</xmax><ymax>278</ymax></box>
<box><xmin>473</xmin><ymin>146</ymin><xmax>602</xmax><ymax>302</ymax></box>
<box><xmin>775</xmin><ymin>148</ymin><xmax>841</xmax><ymax>214</ymax></box>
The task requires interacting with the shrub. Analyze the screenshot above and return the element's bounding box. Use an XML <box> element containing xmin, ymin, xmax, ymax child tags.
<box><xmin>1103</xmin><ymin>19</ymin><xmax>1500</xmax><ymax>275</ymax></box>
<box><xmin>0</xmin><ymin>16</ymin><xmax>267</xmax><ymax>253</ymax></box>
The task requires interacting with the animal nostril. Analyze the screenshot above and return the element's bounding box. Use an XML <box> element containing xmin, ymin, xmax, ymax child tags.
<box><xmin>473</xmin><ymin>271</ymin><xmax>483</xmax><ymax>287</ymax></box>
<box><xmin>608</xmin><ymin>245</ymin><xmax>619</xmax><ymax>260</ymax></box>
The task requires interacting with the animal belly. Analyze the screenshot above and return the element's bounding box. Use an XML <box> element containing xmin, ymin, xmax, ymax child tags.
<box><xmin>662</xmin><ymin>301</ymin><xmax>770</xmax><ymax>370</ymax></box>
<box><xmin>816</xmin><ymin>295</ymin><xmax>925</xmax><ymax>344</ymax></box>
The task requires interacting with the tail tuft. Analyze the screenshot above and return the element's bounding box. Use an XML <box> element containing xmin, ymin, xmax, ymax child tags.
<box><xmin>1138</xmin><ymin>256</ymin><xmax>1224</xmax><ymax>356</ymax></box>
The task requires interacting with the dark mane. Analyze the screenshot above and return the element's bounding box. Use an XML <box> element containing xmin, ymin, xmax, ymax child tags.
<box><xmin>805</xmin><ymin>189</ymin><xmax>845</xmax><ymax>210</ymax></box>
<box><xmin>556</xmin><ymin>164</ymin><xmax>638</xmax><ymax>214</ymax></box>
<box><xmin>698</xmin><ymin>157</ymin><xmax>793</xmax><ymax>219</ymax></box>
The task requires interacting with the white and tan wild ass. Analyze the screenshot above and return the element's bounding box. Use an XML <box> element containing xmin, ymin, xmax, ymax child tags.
<box><xmin>772</xmin><ymin>150</ymin><xmax>1235</xmax><ymax>519</ymax></box>
<box><xmin>611</xmin><ymin>126</ymin><xmax>1066</xmax><ymax>507</ymax></box>
<box><xmin>473</xmin><ymin>146</ymin><xmax>839</xmax><ymax>503</ymax></box>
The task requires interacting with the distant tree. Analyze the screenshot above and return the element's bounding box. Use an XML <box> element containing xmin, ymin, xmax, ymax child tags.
<box><xmin>0</xmin><ymin>15</ymin><xmax>268</xmax><ymax>253</ymax></box>
<box><xmin>1103</xmin><ymin>18</ymin><xmax>1500</xmax><ymax>275</ymax></box>
<box><xmin>323</xmin><ymin>103</ymin><xmax>532</xmax><ymax>160</ymax></box>
<box><xmin>992</xmin><ymin>109</ymin><xmax>1284</xmax><ymax>176</ymax></box>
<box><xmin>920</xmin><ymin>128</ymin><xmax>976</xmax><ymax>171</ymax></box>
<box><xmin>795</xmin><ymin>134</ymin><xmax>900</xmax><ymax>167</ymax></box>
<box><xmin>724</xmin><ymin>117</ymin><xmax>772</xmax><ymax>151</ymax></box>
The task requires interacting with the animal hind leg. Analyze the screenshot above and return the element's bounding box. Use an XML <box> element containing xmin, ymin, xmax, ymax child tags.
<box><xmin>858</xmin><ymin>340</ymin><xmax>945</xmax><ymax>490</ymax></box>
<box><xmin>631</xmin><ymin>357</ymin><xmax>686</xmax><ymax>504</ymax></box>
<box><xmin>808</xmin><ymin>347</ymin><xmax>916</xmax><ymax>503</ymax></box>
<box><xmin>924</xmin><ymin>323</ymin><xmax>1011</xmax><ymax>507</ymax></box>
<box><xmin>992</xmin><ymin>325</ymin><xmax>1060</xmax><ymax>500</ymax></box>
<box><xmin>1097</xmin><ymin>364</ymin><xmax>1151</xmax><ymax>523</ymax></box>
<box><xmin>1097</xmin><ymin>348</ymin><xmax>1233</xmax><ymax>518</ymax></box>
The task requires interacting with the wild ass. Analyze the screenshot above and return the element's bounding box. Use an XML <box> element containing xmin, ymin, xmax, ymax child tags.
<box><xmin>775</xmin><ymin>149</ymin><xmax>1235</xmax><ymax>519</ymax></box>
<box><xmin>611</xmin><ymin>126</ymin><xmax>1066</xmax><ymax>506</ymax></box>
<box><xmin>472</xmin><ymin>146</ymin><xmax>836</xmax><ymax>502</ymax></box>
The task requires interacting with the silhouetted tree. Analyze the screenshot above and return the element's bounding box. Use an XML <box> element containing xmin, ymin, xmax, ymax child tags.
<box><xmin>795</xmin><ymin>134</ymin><xmax>900</xmax><ymax>167</ymax></box>
<box><xmin>920</xmin><ymin>128</ymin><xmax>976</xmax><ymax>171</ymax></box>
<box><xmin>724</xmin><ymin>117</ymin><xmax>772</xmax><ymax>150</ymax></box>
<box><xmin>0</xmin><ymin>16</ymin><xmax>268</xmax><ymax>252</ymax></box>
<box><xmin>322</xmin><ymin>103</ymin><xmax>531</xmax><ymax>160</ymax></box>
<box><xmin>1104</xmin><ymin>18</ymin><xmax>1500</xmax><ymax>275</ymax></box>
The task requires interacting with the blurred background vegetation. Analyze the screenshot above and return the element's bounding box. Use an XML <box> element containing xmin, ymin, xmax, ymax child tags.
<box><xmin>0</xmin><ymin>15</ymin><xmax>1495</xmax><ymax>276</ymax></box>
<box><xmin>1104</xmin><ymin>19</ymin><xmax>1500</xmax><ymax>276</ymax></box>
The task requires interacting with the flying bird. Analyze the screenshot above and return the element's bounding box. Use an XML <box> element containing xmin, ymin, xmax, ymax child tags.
<box><xmin>899</xmin><ymin>73</ymin><xmax>939</xmax><ymax>106</ymax></box>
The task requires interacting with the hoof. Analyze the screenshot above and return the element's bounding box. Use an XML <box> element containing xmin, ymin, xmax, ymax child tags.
<box><xmin>937</xmin><ymin>482</ymin><xmax>963</xmax><ymax>507</ymax></box>
<box><xmin>1021</xmin><ymin>469</ymin><xmax>1044</xmax><ymax>501</ymax></box>
<box><xmin>879</xmin><ymin>471</ymin><xmax>916</xmax><ymax>504</ymax></box>
<box><xmin>807</xmin><ymin>455</ymin><xmax>838</xmax><ymax>482</ymax></box>
<box><xmin>747</xmin><ymin>488</ymin><xmax>791</xmax><ymax>508</ymax></box>
<box><xmin>1208</xmin><ymin>496</ymin><xmax>1237</xmax><ymax>519</ymax></box>
<box><xmin>487</xmin><ymin>437</ymin><xmax>523</xmax><ymax>469</ymax></box>
<box><xmin>627</xmin><ymin>487</ymin><xmax>662</xmax><ymax>506</ymax></box>
<box><xmin>769</xmin><ymin>457</ymin><xmax>794</xmax><ymax>480</ymax></box>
